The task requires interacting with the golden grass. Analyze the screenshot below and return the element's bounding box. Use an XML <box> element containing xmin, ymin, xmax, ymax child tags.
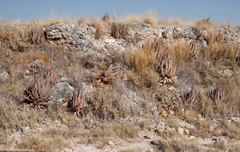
<box><xmin>195</xmin><ymin>18</ymin><xmax>214</xmax><ymax>30</ymax></box>
<box><xmin>143</xmin><ymin>10</ymin><xmax>159</xmax><ymax>26</ymax></box>
<box><xmin>168</xmin><ymin>40</ymin><xmax>190</xmax><ymax>64</ymax></box>
<box><xmin>125</xmin><ymin>47</ymin><xmax>156</xmax><ymax>73</ymax></box>
<box><xmin>75</xmin><ymin>17</ymin><xmax>89</xmax><ymax>25</ymax></box>
<box><xmin>120</xmin><ymin>14</ymin><xmax>142</xmax><ymax>24</ymax></box>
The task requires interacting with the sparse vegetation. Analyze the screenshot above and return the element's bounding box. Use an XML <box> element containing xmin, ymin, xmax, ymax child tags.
<box><xmin>0</xmin><ymin>13</ymin><xmax>240</xmax><ymax>152</ymax></box>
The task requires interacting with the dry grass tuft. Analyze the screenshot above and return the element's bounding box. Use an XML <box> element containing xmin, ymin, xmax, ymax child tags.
<box><xmin>17</xmin><ymin>132</ymin><xmax>69</xmax><ymax>152</ymax></box>
<box><xmin>168</xmin><ymin>40</ymin><xmax>191</xmax><ymax>64</ymax></box>
<box><xmin>75</xmin><ymin>17</ymin><xmax>89</xmax><ymax>25</ymax></box>
<box><xmin>125</xmin><ymin>47</ymin><xmax>156</xmax><ymax>73</ymax></box>
<box><xmin>204</xmin><ymin>42</ymin><xmax>237</xmax><ymax>68</ymax></box>
<box><xmin>195</xmin><ymin>18</ymin><xmax>213</xmax><ymax>30</ymax></box>
<box><xmin>91</xmin><ymin>17</ymin><xmax>106</xmax><ymax>39</ymax></box>
<box><xmin>87</xmin><ymin>86</ymin><xmax>129</xmax><ymax>119</ymax></box>
<box><xmin>143</xmin><ymin>10</ymin><xmax>158</xmax><ymax>26</ymax></box>
<box><xmin>91</xmin><ymin>121</ymin><xmax>139</xmax><ymax>143</ymax></box>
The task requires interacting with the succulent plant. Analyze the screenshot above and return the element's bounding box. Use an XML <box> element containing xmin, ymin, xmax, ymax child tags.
<box><xmin>189</xmin><ymin>40</ymin><xmax>200</xmax><ymax>60</ymax></box>
<box><xmin>185</xmin><ymin>87</ymin><xmax>200</xmax><ymax>105</ymax></box>
<box><xmin>68</xmin><ymin>87</ymin><xmax>85</xmax><ymax>116</ymax></box>
<box><xmin>211</xmin><ymin>85</ymin><xmax>228</xmax><ymax>102</ymax></box>
<box><xmin>100</xmin><ymin>64</ymin><xmax>125</xmax><ymax>84</ymax></box>
<box><xmin>24</xmin><ymin>74</ymin><xmax>52</xmax><ymax>108</ymax></box>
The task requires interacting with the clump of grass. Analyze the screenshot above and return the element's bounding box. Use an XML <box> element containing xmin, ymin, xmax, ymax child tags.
<box><xmin>75</xmin><ymin>17</ymin><xmax>89</xmax><ymax>25</ymax></box>
<box><xmin>143</xmin><ymin>10</ymin><xmax>158</xmax><ymax>26</ymax></box>
<box><xmin>138</xmin><ymin>119</ymin><xmax>153</xmax><ymax>130</ymax></box>
<box><xmin>168</xmin><ymin>40</ymin><xmax>190</xmax><ymax>64</ymax></box>
<box><xmin>91</xmin><ymin>121</ymin><xmax>139</xmax><ymax>143</ymax></box>
<box><xmin>16</xmin><ymin>133</ymin><xmax>69</xmax><ymax>152</ymax></box>
<box><xmin>125</xmin><ymin>47</ymin><xmax>156</xmax><ymax>73</ymax></box>
<box><xmin>204</xmin><ymin>42</ymin><xmax>237</xmax><ymax>69</ymax></box>
<box><xmin>0</xmin><ymin>25</ymin><xmax>32</xmax><ymax>51</ymax></box>
<box><xmin>120</xmin><ymin>14</ymin><xmax>142</xmax><ymax>23</ymax></box>
<box><xmin>87</xmin><ymin>86</ymin><xmax>129</xmax><ymax>120</ymax></box>
<box><xmin>91</xmin><ymin>17</ymin><xmax>106</xmax><ymax>39</ymax></box>
<box><xmin>195</xmin><ymin>18</ymin><xmax>213</xmax><ymax>30</ymax></box>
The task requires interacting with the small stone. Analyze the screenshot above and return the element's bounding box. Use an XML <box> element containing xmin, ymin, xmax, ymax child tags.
<box><xmin>107</xmin><ymin>141</ymin><xmax>115</xmax><ymax>146</ymax></box>
<box><xmin>178</xmin><ymin>127</ymin><xmax>184</xmax><ymax>135</ymax></box>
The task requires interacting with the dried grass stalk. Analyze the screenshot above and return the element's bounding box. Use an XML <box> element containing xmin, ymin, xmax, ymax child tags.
<box><xmin>45</xmin><ymin>66</ymin><xmax>58</xmax><ymax>86</ymax></box>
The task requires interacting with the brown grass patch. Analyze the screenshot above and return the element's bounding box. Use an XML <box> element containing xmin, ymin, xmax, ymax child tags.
<box><xmin>125</xmin><ymin>48</ymin><xmax>156</xmax><ymax>73</ymax></box>
<box><xmin>87</xmin><ymin>86</ymin><xmax>129</xmax><ymax>120</ymax></box>
<box><xmin>168</xmin><ymin>40</ymin><xmax>190</xmax><ymax>64</ymax></box>
<box><xmin>17</xmin><ymin>133</ymin><xmax>69</xmax><ymax>152</ymax></box>
<box><xmin>195</xmin><ymin>18</ymin><xmax>213</xmax><ymax>30</ymax></box>
<box><xmin>143</xmin><ymin>10</ymin><xmax>158</xmax><ymax>26</ymax></box>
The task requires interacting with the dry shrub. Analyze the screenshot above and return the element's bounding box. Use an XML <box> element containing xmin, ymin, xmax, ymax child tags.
<box><xmin>91</xmin><ymin>17</ymin><xmax>106</xmax><ymax>39</ymax></box>
<box><xmin>30</xmin><ymin>26</ymin><xmax>45</xmax><ymax>44</ymax></box>
<box><xmin>75</xmin><ymin>17</ymin><xmax>89</xmax><ymax>25</ymax></box>
<box><xmin>138</xmin><ymin>119</ymin><xmax>152</xmax><ymax>130</ymax></box>
<box><xmin>120</xmin><ymin>14</ymin><xmax>142</xmax><ymax>23</ymax></box>
<box><xmin>125</xmin><ymin>48</ymin><xmax>156</xmax><ymax>73</ymax></box>
<box><xmin>127</xmin><ymin>68</ymin><xmax>159</xmax><ymax>89</ymax></box>
<box><xmin>159</xmin><ymin>17</ymin><xmax>191</xmax><ymax>26</ymax></box>
<box><xmin>87</xmin><ymin>86</ymin><xmax>129</xmax><ymax>119</ymax></box>
<box><xmin>91</xmin><ymin>121</ymin><xmax>139</xmax><ymax>142</ymax></box>
<box><xmin>0</xmin><ymin>96</ymin><xmax>54</xmax><ymax>133</ymax></box>
<box><xmin>17</xmin><ymin>133</ymin><xmax>69</xmax><ymax>152</ymax></box>
<box><xmin>168</xmin><ymin>40</ymin><xmax>190</xmax><ymax>64</ymax></box>
<box><xmin>204</xmin><ymin>42</ymin><xmax>237</xmax><ymax>68</ymax></box>
<box><xmin>226</xmin><ymin>123</ymin><xmax>240</xmax><ymax>140</ymax></box>
<box><xmin>195</xmin><ymin>18</ymin><xmax>213</xmax><ymax>30</ymax></box>
<box><xmin>143</xmin><ymin>10</ymin><xmax>158</xmax><ymax>26</ymax></box>
<box><xmin>0</xmin><ymin>25</ymin><xmax>32</xmax><ymax>51</ymax></box>
<box><xmin>154</xmin><ymin>136</ymin><xmax>201</xmax><ymax>152</ymax></box>
<box><xmin>28</xmin><ymin>50</ymin><xmax>50</xmax><ymax>66</ymax></box>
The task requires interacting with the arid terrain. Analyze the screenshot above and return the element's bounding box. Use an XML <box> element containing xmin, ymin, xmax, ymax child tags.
<box><xmin>0</xmin><ymin>14</ymin><xmax>240</xmax><ymax>152</ymax></box>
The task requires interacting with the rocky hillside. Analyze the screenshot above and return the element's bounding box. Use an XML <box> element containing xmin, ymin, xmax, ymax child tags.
<box><xmin>0</xmin><ymin>18</ymin><xmax>240</xmax><ymax>151</ymax></box>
